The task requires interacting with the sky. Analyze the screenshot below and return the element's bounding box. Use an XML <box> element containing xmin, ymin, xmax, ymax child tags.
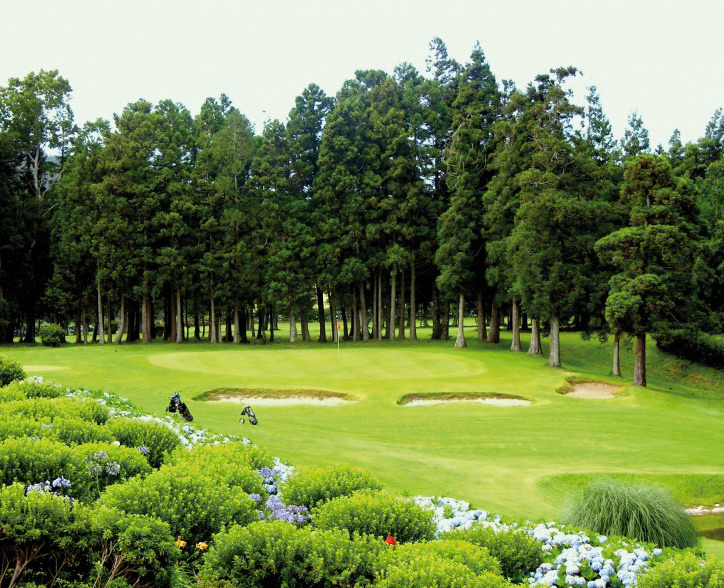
<box><xmin>2</xmin><ymin>0</ymin><xmax>723</xmax><ymax>148</ymax></box>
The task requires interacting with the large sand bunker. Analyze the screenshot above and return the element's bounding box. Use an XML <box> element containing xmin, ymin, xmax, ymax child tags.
<box><xmin>197</xmin><ymin>388</ymin><xmax>353</xmax><ymax>405</ymax></box>
<box><xmin>567</xmin><ymin>382</ymin><xmax>621</xmax><ymax>399</ymax></box>
<box><xmin>399</xmin><ymin>393</ymin><xmax>530</xmax><ymax>407</ymax></box>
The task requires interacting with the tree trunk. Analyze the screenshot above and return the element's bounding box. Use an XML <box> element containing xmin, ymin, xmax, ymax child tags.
<box><xmin>398</xmin><ymin>269</ymin><xmax>406</xmax><ymax>339</ymax></box>
<box><xmin>377</xmin><ymin>270</ymin><xmax>383</xmax><ymax>340</ymax></box>
<box><xmin>82</xmin><ymin>306</ymin><xmax>88</xmax><ymax>344</ymax></box>
<box><xmin>476</xmin><ymin>292</ymin><xmax>486</xmax><ymax>340</ymax></box>
<box><xmin>613</xmin><ymin>331</ymin><xmax>622</xmax><ymax>376</ymax></box>
<box><xmin>359</xmin><ymin>282</ymin><xmax>369</xmax><ymax>340</ymax></box>
<box><xmin>528</xmin><ymin>318</ymin><xmax>542</xmax><ymax>355</ymax></box>
<box><xmin>233</xmin><ymin>304</ymin><xmax>241</xmax><ymax>344</ymax></box>
<box><xmin>300</xmin><ymin>308</ymin><xmax>311</xmax><ymax>342</ymax></box>
<box><xmin>431</xmin><ymin>286</ymin><xmax>441</xmax><ymax>340</ymax></box>
<box><xmin>548</xmin><ymin>315</ymin><xmax>561</xmax><ymax>367</ymax></box>
<box><xmin>455</xmin><ymin>291</ymin><xmax>467</xmax><ymax>348</ymax></box>
<box><xmin>389</xmin><ymin>271</ymin><xmax>397</xmax><ymax>340</ymax></box>
<box><xmin>256</xmin><ymin>304</ymin><xmax>265</xmax><ymax>341</ymax></box>
<box><xmin>115</xmin><ymin>293</ymin><xmax>126</xmax><ymax>344</ymax></box>
<box><xmin>176</xmin><ymin>287</ymin><xmax>183</xmax><ymax>343</ymax></box>
<box><xmin>329</xmin><ymin>294</ymin><xmax>337</xmax><ymax>343</ymax></box>
<box><xmin>75</xmin><ymin>308</ymin><xmax>82</xmax><ymax>344</ymax></box>
<box><xmin>209</xmin><ymin>284</ymin><xmax>217</xmax><ymax>343</ymax></box>
<box><xmin>633</xmin><ymin>333</ymin><xmax>646</xmax><ymax>386</ymax></box>
<box><xmin>316</xmin><ymin>284</ymin><xmax>327</xmax><ymax>342</ymax></box>
<box><xmin>240</xmin><ymin>306</ymin><xmax>249</xmax><ymax>343</ymax></box>
<box><xmin>487</xmin><ymin>303</ymin><xmax>500</xmax><ymax>343</ymax></box>
<box><xmin>169</xmin><ymin>291</ymin><xmax>177</xmax><ymax>343</ymax></box>
<box><xmin>409</xmin><ymin>262</ymin><xmax>417</xmax><ymax>341</ymax></box>
<box><xmin>373</xmin><ymin>272</ymin><xmax>379</xmax><ymax>339</ymax></box>
<box><xmin>511</xmin><ymin>299</ymin><xmax>521</xmax><ymax>352</ymax></box>
<box><xmin>106</xmin><ymin>294</ymin><xmax>112</xmax><ymax>343</ymax></box>
<box><xmin>97</xmin><ymin>284</ymin><xmax>105</xmax><ymax>345</ymax></box>
<box><xmin>441</xmin><ymin>299</ymin><xmax>450</xmax><ymax>340</ymax></box>
<box><xmin>269</xmin><ymin>305</ymin><xmax>275</xmax><ymax>343</ymax></box>
<box><xmin>289</xmin><ymin>306</ymin><xmax>297</xmax><ymax>343</ymax></box>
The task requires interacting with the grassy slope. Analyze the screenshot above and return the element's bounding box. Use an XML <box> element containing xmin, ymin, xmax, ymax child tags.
<box><xmin>4</xmin><ymin>327</ymin><xmax>723</xmax><ymax>543</ymax></box>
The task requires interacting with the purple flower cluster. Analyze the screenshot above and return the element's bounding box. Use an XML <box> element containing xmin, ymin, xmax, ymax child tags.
<box><xmin>136</xmin><ymin>445</ymin><xmax>150</xmax><ymax>456</ymax></box>
<box><xmin>86</xmin><ymin>451</ymin><xmax>121</xmax><ymax>478</ymax></box>
<box><xmin>261</xmin><ymin>495</ymin><xmax>309</xmax><ymax>524</ymax></box>
<box><xmin>26</xmin><ymin>477</ymin><xmax>72</xmax><ymax>495</ymax></box>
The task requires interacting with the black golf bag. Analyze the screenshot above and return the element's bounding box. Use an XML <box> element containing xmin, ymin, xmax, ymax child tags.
<box><xmin>239</xmin><ymin>405</ymin><xmax>258</xmax><ymax>425</ymax></box>
<box><xmin>166</xmin><ymin>393</ymin><xmax>193</xmax><ymax>421</ymax></box>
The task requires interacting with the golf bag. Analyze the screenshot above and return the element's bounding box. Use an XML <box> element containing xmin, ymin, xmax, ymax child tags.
<box><xmin>166</xmin><ymin>393</ymin><xmax>194</xmax><ymax>421</ymax></box>
<box><xmin>239</xmin><ymin>405</ymin><xmax>258</xmax><ymax>425</ymax></box>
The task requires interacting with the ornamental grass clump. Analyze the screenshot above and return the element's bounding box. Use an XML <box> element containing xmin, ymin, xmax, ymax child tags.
<box><xmin>560</xmin><ymin>477</ymin><xmax>699</xmax><ymax>548</ymax></box>
<box><xmin>312</xmin><ymin>490</ymin><xmax>437</xmax><ymax>543</ymax></box>
<box><xmin>280</xmin><ymin>461</ymin><xmax>383</xmax><ymax>509</ymax></box>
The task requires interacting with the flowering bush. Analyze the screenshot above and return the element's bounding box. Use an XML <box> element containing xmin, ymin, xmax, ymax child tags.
<box><xmin>312</xmin><ymin>490</ymin><xmax>437</xmax><ymax>543</ymax></box>
<box><xmin>47</xmin><ymin>416</ymin><xmax>115</xmax><ymax>445</ymax></box>
<box><xmin>0</xmin><ymin>354</ymin><xmax>25</xmax><ymax>387</ymax></box>
<box><xmin>395</xmin><ymin>539</ymin><xmax>503</xmax><ymax>577</ymax></box>
<box><xmin>376</xmin><ymin>554</ymin><xmax>512</xmax><ymax>588</ymax></box>
<box><xmin>107</xmin><ymin>417</ymin><xmax>182</xmax><ymax>467</ymax></box>
<box><xmin>197</xmin><ymin>520</ymin><xmax>389</xmax><ymax>588</ymax></box>
<box><xmin>0</xmin><ymin>396</ymin><xmax>110</xmax><ymax>425</ymax></box>
<box><xmin>2</xmin><ymin>378</ymin><xmax>65</xmax><ymax>399</ymax></box>
<box><xmin>280</xmin><ymin>461</ymin><xmax>383</xmax><ymax>509</ymax></box>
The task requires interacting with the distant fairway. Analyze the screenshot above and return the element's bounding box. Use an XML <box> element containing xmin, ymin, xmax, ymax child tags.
<box><xmin>4</xmin><ymin>328</ymin><xmax>723</xmax><ymax>551</ymax></box>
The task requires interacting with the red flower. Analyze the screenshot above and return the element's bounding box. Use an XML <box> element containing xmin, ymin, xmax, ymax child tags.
<box><xmin>385</xmin><ymin>535</ymin><xmax>397</xmax><ymax>546</ymax></box>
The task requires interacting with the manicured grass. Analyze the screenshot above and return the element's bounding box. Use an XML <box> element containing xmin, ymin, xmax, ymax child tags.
<box><xmin>3</xmin><ymin>325</ymin><xmax>723</xmax><ymax>535</ymax></box>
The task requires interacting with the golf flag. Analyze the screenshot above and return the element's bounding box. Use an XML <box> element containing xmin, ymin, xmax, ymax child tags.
<box><xmin>337</xmin><ymin>322</ymin><xmax>341</xmax><ymax>331</ymax></box>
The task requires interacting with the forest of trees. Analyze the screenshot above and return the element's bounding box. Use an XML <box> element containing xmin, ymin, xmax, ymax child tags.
<box><xmin>1</xmin><ymin>39</ymin><xmax>722</xmax><ymax>387</ymax></box>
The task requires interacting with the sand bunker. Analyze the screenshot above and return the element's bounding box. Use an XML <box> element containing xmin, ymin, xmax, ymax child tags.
<box><xmin>213</xmin><ymin>395</ymin><xmax>348</xmax><ymax>406</ymax></box>
<box><xmin>567</xmin><ymin>382</ymin><xmax>621</xmax><ymax>399</ymax></box>
<box><xmin>405</xmin><ymin>397</ymin><xmax>530</xmax><ymax>407</ymax></box>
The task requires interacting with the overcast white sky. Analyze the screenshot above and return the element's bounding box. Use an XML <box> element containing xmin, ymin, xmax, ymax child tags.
<box><xmin>2</xmin><ymin>0</ymin><xmax>723</xmax><ymax>148</ymax></box>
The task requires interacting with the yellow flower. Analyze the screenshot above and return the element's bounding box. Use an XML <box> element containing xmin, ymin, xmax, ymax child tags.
<box><xmin>175</xmin><ymin>536</ymin><xmax>186</xmax><ymax>548</ymax></box>
<box><xmin>196</xmin><ymin>541</ymin><xmax>209</xmax><ymax>551</ymax></box>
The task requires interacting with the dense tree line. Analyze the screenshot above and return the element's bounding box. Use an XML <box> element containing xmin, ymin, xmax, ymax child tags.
<box><xmin>1</xmin><ymin>39</ymin><xmax>722</xmax><ymax>386</ymax></box>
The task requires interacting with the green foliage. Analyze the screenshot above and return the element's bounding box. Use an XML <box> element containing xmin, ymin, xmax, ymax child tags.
<box><xmin>197</xmin><ymin>520</ymin><xmax>388</xmax><ymax>588</ymax></box>
<box><xmin>0</xmin><ymin>354</ymin><xmax>25</xmax><ymax>386</ymax></box>
<box><xmin>39</xmin><ymin>323</ymin><xmax>67</xmax><ymax>346</ymax></box>
<box><xmin>0</xmin><ymin>396</ymin><xmax>110</xmax><ymax>425</ymax></box>
<box><xmin>0</xmin><ymin>384</ymin><xmax>27</xmax><ymax>403</ymax></box>
<box><xmin>561</xmin><ymin>477</ymin><xmax>699</xmax><ymax>548</ymax></box>
<box><xmin>3</xmin><ymin>378</ymin><xmax>65</xmax><ymax>398</ymax></box>
<box><xmin>312</xmin><ymin>490</ymin><xmax>436</xmax><ymax>543</ymax></box>
<box><xmin>443</xmin><ymin>525</ymin><xmax>543</xmax><ymax>582</ymax></box>
<box><xmin>107</xmin><ymin>418</ymin><xmax>182</xmax><ymax>468</ymax></box>
<box><xmin>657</xmin><ymin>330</ymin><xmax>724</xmax><ymax>370</ymax></box>
<box><xmin>0</xmin><ymin>482</ymin><xmax>95</xmax><ymax>586</ymax></box>
<box><xmin>165</xmin><ymin>443</ymin><xmax>266</xmax><ymax>495</ymax></box>
<box><xmin>396</xmin><ymin>539</ymin><xmax>502</xmax><ymax>576</ymax></box>
<box><xmin>0</xmin><ymin>414</ymin><xmax>43</xmax><ymax>441</ymax></box>
<box><xmin>0</xmin><ymin>438</ymin><xmax>151</xmax><ymax>501</ymax></box>
<box><xmin>89</xmin><ymin>506</ymin><xmax>178</xmax><ymax>588</ymax></box>
<box><xmin>637</xmin><ymin>552</ymin><xmax>724</xmax><ymax>588</ymax></box>
<box><xmin>101</xmin><ymin>465</ymin><xmax>258</xmax><ymax>546</ymax></box>
<box><xmin>280</xmin><ymin>462</ymin><xmax>383</xmax><ymax>509</ymax></box>
<box><xmin>377</xmin><ymin>554</ymin><xmax>512</xmax><ymax>588</ymax></box>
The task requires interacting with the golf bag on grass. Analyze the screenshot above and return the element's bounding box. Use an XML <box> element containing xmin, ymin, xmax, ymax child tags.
<box><xmin>166</xmin><ymin>393</ymin><xmax>193</xmax><ymax>421</ymax></box>
<box><xmin>239</xmin><ymin>405</ymin><xmax>258</xmax><ymax>425</ymax></box>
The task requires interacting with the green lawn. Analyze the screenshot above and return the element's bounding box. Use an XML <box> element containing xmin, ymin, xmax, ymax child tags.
<box><xmin>3</xmin><ymin>325</ymin><xmax>723</xmax><ymax>555</ymax></box>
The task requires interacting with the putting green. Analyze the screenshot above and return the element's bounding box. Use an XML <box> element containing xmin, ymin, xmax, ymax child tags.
<box><xmin>147</xmin><ymin>348</ymin><xmax>488</xmax><ymax>381</ymax></box>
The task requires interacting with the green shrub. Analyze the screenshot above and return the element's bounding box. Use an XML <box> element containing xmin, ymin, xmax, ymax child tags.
<box><xmin>443</xmin><ymin>525</ymin><xmax>543</xmax><ymax>583</ymax></box>
<box><xmin>39</xmin><ymin>323</ymin><xmax>67</xmax><ymax>347</ymax></box>
<box><xmin>0</xmin><ymin>438</ymin><xmax>152</xmax><ymax>501</ymax></box>
<box><xmin>102</xmin><ymin>465</ymin><xmax>258</xmax><ymax>546</ymax></box>
<box><xmin>48</xmin><ymin>417</ymin><xmax>115</xmax><ymax>445</ymax></box>
<box><xmin>107</xmin><ymin>418</ymin><xmax>182</xmax><ymax>468</ymax></box>
<box><xmin>280</xmin><ymin>462</ymin><xmax>383</xmax><ymax>509</ymax></box>
<box><xmin>312</xmin><ymin>490</ymin><xmax>436</xmax><ymax>543</ymax></box>
<box><xmin>0</xmin><ymin>384</ymin><xmax>27</xmax><ymax>403</ymax></box>
<box><xmin>0</xmin><ymin>483</ymin><xmax>96</xmax><ymax>587</ymax></box>
<box><xmin>560</xmin><ymin>477</ymin><xmax>699</xmax><ymax>548</ymax></box>
<box><xmin>396</xmin><ymin>539</ymin><xmax>502</xmax><ymax>577</ymax></box>
<box><xmin>0</xmin><ymin>354</ymin><xmax>25</xmax><ymax>386</ymax></box>
<box><xmin>638</xmin><ymin>552</ymin><xmax>724</xmax><ymax>588</ymax></box>
<box><xmin>197</xmin><ymin>520</ymin><xmax>388</xmax><ymax>588</ymax></box>
<box><xmin>377</xmin><ymin>554</ymin><xmax>512</xmax><ymax>588</ymax></box>
<box><xmin>166</xmin><ymin>443</ymin><xmax>266</xmax><ymax>495</ymax></box>
<box><xmin>0</xmin><ymin>396</ymin><xmax>110</xmax><ymax>425</ymax></box>
<box><xmin>0</xmin><ymin>415</ymin><xmax>43</xmax><ymax>441</ymax></box>
<box><xmin>3</xmin><ymin>378</ymin><xmax>65</xmax><ymax>399</ymax></box>
<box><xmin>657</xmin><ymin>330</ymin><xmax>724</xmax><ymax>370</ymax></box>
<box><xmin>90</xmin><ymin>506</ymin><xmax>178</xmax><ymax>588</ymax></box>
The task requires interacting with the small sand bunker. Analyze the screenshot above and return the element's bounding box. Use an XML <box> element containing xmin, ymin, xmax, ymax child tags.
<box><xmin>568</xmin><ymin>382</ymin><xmax>620</xmax><ymax>399</ymax></box>
<box><xmin>405</xmin><ymin>397</ymin><xmax>530</xmax><ymax>407</ymax></box>
<box><xmin>214</xmin><ymin>395</ymin><xmax>348</xmax><ymax>406</ymax></box>
<box><xmin>400</xmin><ymin>393</ymin><xmax>530</xmax><ymax>407</ymax></box>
